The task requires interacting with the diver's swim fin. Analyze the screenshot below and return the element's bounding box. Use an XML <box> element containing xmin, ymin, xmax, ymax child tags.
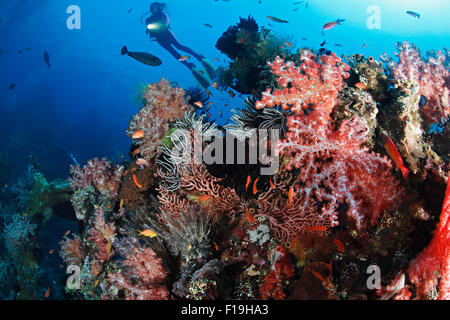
<box><xmin>200</xmin><ymin>59</ymin><xmax>217</xmax><ymax>81</ymax></box>
<box><xmin>192</xmin><ymin>68</ymin><xmax>210</xmax><ymax>89</ymax></box>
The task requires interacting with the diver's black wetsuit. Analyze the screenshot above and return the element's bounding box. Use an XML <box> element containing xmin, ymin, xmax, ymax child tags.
<box><xmin>146</xmin><ymin>10</ymin><xmax>204</xmax><ymax>70</ymax></box>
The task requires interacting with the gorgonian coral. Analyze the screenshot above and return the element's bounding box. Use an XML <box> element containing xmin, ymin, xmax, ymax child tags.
<box><xmin>127</xmin><ymin>78</ymin><xmax>189</xmax><ymax>161</ymax></box>
<box><xmin>157</xmin><ymin>129</ymin><xmax>242</xmax><ymax>217</ymax></box>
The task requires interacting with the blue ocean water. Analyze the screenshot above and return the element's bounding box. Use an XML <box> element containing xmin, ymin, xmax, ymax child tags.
<box><xmin>0</xmin><ymin>0</ymin><xmax>448</xmax><ymax>180</ymax></box>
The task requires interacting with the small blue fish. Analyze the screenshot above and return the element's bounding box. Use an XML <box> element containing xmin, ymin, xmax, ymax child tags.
<box><xmin>43</xmin><ymin>51</ymin><xmax>51</xmax><ymax>68</ymax></box>
<box><xmin>406</xmin><ymin>11</ymin><xmax>420</xmax><ymax>19</ymax></box>
<box><xmin>69</xmin><ymin>153</ymin><xmax>79</xmax><ymax>166</ymax></box>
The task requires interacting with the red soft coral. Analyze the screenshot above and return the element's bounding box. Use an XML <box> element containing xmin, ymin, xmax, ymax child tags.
<box><xmin>256</xmin><ymin>52</ymin><xmax>350</xmax><ymax>125</ymax></box>
<box><xmin>255</xmin><ymin>53</ymin><xmax>403</xmax><ymax>239</ymax></box>
<box><xmin>109</xmin><ymin>246</ymin><xmax>169</xmax><ymax>300</ymax></box>
<box><xmin>407</xmin><ymin>172</ymin><xmax>450</xmax><ymax>299</ymax></box>
<box><xmin>259</xmin><ymin>245</ymin><xmax>294</xmax><ymax>300</ymax></box>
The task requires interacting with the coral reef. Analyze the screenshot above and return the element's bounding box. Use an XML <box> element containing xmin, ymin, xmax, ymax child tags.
<box><xmin>407</xmin><ymin>173</ymin><xmax>450</xmax><ymax>299</ymax></box>
<box><xmin>388</xmin><ymin>41</ymin><xmax>449</xmax><ymax>125</ymax></box>
<box><xmin>69</xmin><ymin>157</ymin><xmax>123</xmax><ymax>220</ymax></box>
<box><xmin>108</xmin><ymin>244</ymin><xmax>169</xmax><ymax>300</ymax></box>
<box><xmin>3</xmin><ymin>37</ymin><xmax>448</xmax><ymax>301</ymax></box>
<box><xmin>216</xmin><ymin>16</ymin><xmax>288</xmax><ymax>94</ymax></box>
<box><xmin>255</xmin><ymin>53</ymin><xmax>403</xmax><ymax>240</ymax></box>
<box><xmin>52</xmin><ymin>43</ymin><xmax>448</xmax><ymax>300</ymax></box>
<box><xmin>127</xmin><ymin>78</ymin><xmax>189</xmax><ymax>161</ymax></box>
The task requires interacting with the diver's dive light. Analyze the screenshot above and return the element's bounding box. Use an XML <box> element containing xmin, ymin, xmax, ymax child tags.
<box><xmin>146</xmin><ymin>22</ymin><xmax>164</xmax><ymax>31</ymax></box>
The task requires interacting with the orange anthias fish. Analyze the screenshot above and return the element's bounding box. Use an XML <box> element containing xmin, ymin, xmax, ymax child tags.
<box><xmin>212</xmin><ymin>81</ymin><xmax>219</xmax><ymax>89</ymax></box>
<box><xmin>45</xmin><ymin>287</ymin><xmax>51</xmax><ymax>298</ymax></box>
<box><xmin>197</xmin><ymin>194</ymin><xmax>212</xmax><ymax>202</ymax></box>
<box><xmin>307</xmin><ymin>225</ymin><xmax>328</xmax><ymax>232</ymax></box>
<box><xmin>245</xmin><ymin>175</ymin><xmax>251</xmax><ymax>192</ymax></box>
<box><xmin>311</xmin><ymin>271</ymin><xmax>326</xmax><ymax>283</ymax></box>
<box><xmin>132</xmin><ymin>130</ymin><xmax>145</xmax><ymax>139</ymax></box>
<box><xmin>245</xmin><ymin>208</ymin><xmax>256</xmax><ymax>223</ymax></box>
<box><xmin>49</xmin><ymin>249</ymin><xmax>54</xmax><ymax>255</ymax></box>
<box><xmin>132</xmin><ymin>174</ymin><xmax>143</xmax><ymax>190</ymax></box>
<box><xmin>382</xmin><ymin>134</ymin><xmax>410</xmax><ymax>179</ymax></box>
<box><xmin>194</xmin><ymin>101</ymin><xmax>203</xmax><ymax>108</ymax></box>
<box><xmin>212</xmin><ymin>241</ymin><xmax>219</xmax><ymax>251</ymax></box>
<box><xmin>355</xmin><ymin>82</ymin><xmax>369</xmax><ymax>90</ymax></box>
<box><xmin>136</xmin><ymin>158</ymin><xmax>149</xmax><ymax>166</ymax></box>
<box><xmin>178</xmin><ymin>55</ymin><xmax>190</xmax><ymax>61</ymax></box>
<box><xmin>139</xmin><ymin>229</ymin><xmax>157</xmax><ymax>238</ymax></box>
<box><xmin>284</xmin><ymin>41</ymin><xmax>293</xmax><ymax>48</ymax></box>
<box><xmin>322</xmin><ymin>19</ymin><xmax>345</xmax><ymax>30</ymax></box>
<box><xmin>288</xmin><ymin>186</ymin><xmax>294</xmax><ymax>208</ymax></box>
<box><xmin>269</xmin><ymin>179</ymin><xmax>275</xmax><ymax>189</ymax></box>
<box><xmin>289</xmin><ymin>235</ymin><xmax>300</xmax><ymax>251</ymax></box>
<box><xmin>132</xmin><ymin>148</ymin><xmax>141</xmax><ymax>156</ymax></box>
<box><xmin>106</xmin><ymin>242</ymin><xmax>112</xmax><ymax>256</ymax></box>
<box><xmin>253</xmin><ymin>177</ymin><xmax>260</xmax><ymax>195</ymax></box>
<box><xmin>333</xmin><ymin>238</ymin><xmax>345</xmax><ymax>253</ymax></box>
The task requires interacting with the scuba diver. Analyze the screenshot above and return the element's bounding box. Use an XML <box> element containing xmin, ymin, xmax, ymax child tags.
<box><xmin>143</xmin><ymin>2</ymin><xmax>216</xmax><ymax>88</ymax></box>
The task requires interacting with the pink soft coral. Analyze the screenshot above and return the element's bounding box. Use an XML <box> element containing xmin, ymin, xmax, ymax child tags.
<box><xmin>109</xmin><ymin>246</ymin><xmax>169</xmax><ymax>300</ymax></box>
<box><xmin>87</xmin><ymin>207</ymin><xmax>116</xmax><ymax>262</ymax></box>
<box><xmin>127</xmin><ymin>78</ymin><xmax>189</xmax><ymax>161</ymax></box>
<box><xmin>69</xmin><ymin>157</ymin><xmax>123</xmax><ymax>200</ymax></box>
<box><xmin>389</xmin><ymin>41</ymin><xmax>450</xmax><ymax>124</ymax></box>
<box><xmin>407</xmin><ymin>172</ymin><xmax>450</xmax><ymax>299</ymax></box>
